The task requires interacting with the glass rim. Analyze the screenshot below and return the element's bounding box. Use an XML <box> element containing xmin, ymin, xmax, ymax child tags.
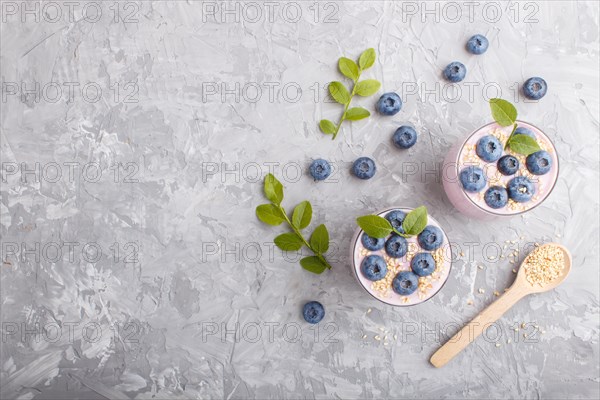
<box><xmin>451</xmin><ymin>120</ymin><xmax>560</xmax><ymax>217</ymax></box>
<box><xmin>350</xmin><ymin>207</ymin><xmax>453</xmax><ymax>307</ymax></box>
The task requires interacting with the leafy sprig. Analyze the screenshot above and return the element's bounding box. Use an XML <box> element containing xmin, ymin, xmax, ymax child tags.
<box><xmin>356</xmin><ymin>206</ymin><xmax>428</xmax><ymax>239</ymax></box>
<box><xmin>320</xmin><ymin>48</ymin><xmax>381</xmax><ymax>140</ymax></box>
<box><xmin>489</xmin><ymin>98</ymin><xmax>542</xmax><ymax>155</ymax></box>
<box><xmin>256</xmin><ymin>174</ymin><xmax>332</xmax><ymax>274</ymax></box>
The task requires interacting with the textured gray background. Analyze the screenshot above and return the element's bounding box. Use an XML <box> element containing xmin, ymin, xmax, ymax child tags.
<box><xmin>1</xmin><ymin>1</ymin><xmax>599</xmax><ymax>399</ymax></box>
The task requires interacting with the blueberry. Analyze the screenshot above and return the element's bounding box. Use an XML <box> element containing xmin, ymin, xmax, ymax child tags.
<box><xmin>352</xmin><ymin>157</ymin><xmax>376</xmax><ymax>180</ymax></box>
<box><xmin>514</xmin><ymin>127</ymin><xmax>536</xmax><ymax>139</ymax></box>
<box><xmin>361</xmin><ymin>255</ymin><xmax>387</xmax><ymax>281</ymax></box>
<box><xmin>526</xmin><ymin>150</ymin><xmax>552</xmax><ymax>175</ymax></box>
<box><xmin>466</xmin><ymin>34</ymin><xmax>489</xmax><ymax>55</ymax></box>
<box><xmin>309</xmin><ymin>159</ymin><xmax>331</xmax><ymax>181</ymax></box>
<box><xmin>476</xmin><ymin>135</ymin><xmax>503</xmax><ymax>162</ymax></box>
<box><xmin>411</xmin><ymin>252</ymin><xmax>436</xmax><ymax>277</ymax></box>
<box><xmin>523</xmin><ymin>77</ymin><xmax>547</xmax><ymax>100</ymax></box>
<box><xmin>376</xmin><ymin>92</ymin><xmax>402</xmax><ymax>116</ymax></box>
<box><xmin>459</xmin><ymin>166</ymin><xmax>487</xmax><ymax>192</ymax></box>
<box><xmin>392</xmin><ymin>126</ymin><xmax>418</xmax><ymax>149</ymax></box>
<box><xmin>417</xmin><ymin>225</ymin><xmax>444</xmax><ymax>251</ymax></box>
<box><xmin>302</xmin><ymin>301</ymin><xmax>325</xmax><ymax>324</ymax></box>
<box><xmin>443</xmin><ymin>62</ymin><xmax>466</xmax><ymax>83</ymax></box>
<box><xmin>361</xmin><ymin>233</ymin><xmax>385</xmax><ymax>251</ymax></box>
<box><xmin>385</xmin><ymin>210</ymin><xmax>406</xmax><ymax>233</ymax></box>
<box><xmin>507</xmin><ymin>176</ymin><xmax>536</xmax><ymax>203</ymax></box>
<box><xmin>385</xmin><ymin>235</ymin><xmax>408</xmax><ymax>258</ymax></box>
<box><xmin>392</xmin><ymin>271</ymin><xmax>419</xmax><ymax>295</ymax></box>
<box><xmin>484</xmin><ymin>186</ymin><xmax>509</xmax><ymax>209</ymax></box>
<box><xmin>497</xmin><ymin>155</ymin><xmax>520</xmax><ymax>176</ymax></box>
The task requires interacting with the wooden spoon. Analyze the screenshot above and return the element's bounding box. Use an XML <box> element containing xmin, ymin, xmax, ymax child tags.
<box><xmin>430</xmin><ymin>243</ymin><xmax>571</xmax><ymax>368</ymax></box>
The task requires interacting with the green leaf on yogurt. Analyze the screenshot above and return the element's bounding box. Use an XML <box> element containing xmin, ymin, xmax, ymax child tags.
<box><xmin>402</xmin><ymin>206</ymin><xmax>428</xmax><ymax>236</ymax></box>
<box><xmin>274</xmin><ymin>232</ymin><xmax>304</xmax><ymax>251</ymax></box>
<box><xmin>345</xmin><ymin>107</ymin><xmax>370</xmax><ymax>121</ymax></box>
<box><xmin>354</xmin><ymin>79</ymin><xmax>381</xmax><ymax>97</ymax></box>
<box><xmin>338</xmin><ymin>57</ymin><xmax>359</xmax><ymax>81</ymax></box>
<box><xmin>489</xmin><ymin>98</ymin><xmax>517</xmax><ymax>127</ymax></box>
<box><xmin>300</xmin><ymin>256</ymin><xmax>328</xmax><ymax>274</ymax></box>
<box><xmin>507</xmin><ymin>134</ymin><xmax>542</xmax><ymax>155</ymax></box>
<box><xmin>356</xmin><ymin>215</ymin><xmax>393</xmax><ymax>238</ymax></box>
<box><xmin>329</xmin><ymin>81</ymin><xmax>351</xmax><ymax>104</ymax></box>
<box><xmin>359</xmin><ymin>48</ymin><xmax>376</xmax><ymax>70</ymax></box>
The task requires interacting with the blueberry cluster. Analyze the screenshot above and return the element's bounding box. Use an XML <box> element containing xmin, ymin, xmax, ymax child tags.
<box><xmin>360</xmin><ymin>210</ymin><xmax>444</xmax><ymax>297</ymax></box>
<box><xmin>459</xmin><ymin>132</ymin><xmax>553</xmax><ymax>209</ymax></box>
<box><xmin>442</xmin><ymin>34</ymin><xmax>547</xmax><ymax>100</ymax></box>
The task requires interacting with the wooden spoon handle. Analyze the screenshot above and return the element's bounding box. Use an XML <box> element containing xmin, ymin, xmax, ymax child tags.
<box><xmin>430</xmin><ymin>286</ymin><xmax>528</xmax><ymax>368</ymax></box>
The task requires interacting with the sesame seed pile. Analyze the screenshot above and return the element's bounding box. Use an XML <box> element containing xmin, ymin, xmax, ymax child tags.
<box><xmin>523</xmin><ymin>245</ymin><xmax>565</xmax><ymax>286</ymax></box>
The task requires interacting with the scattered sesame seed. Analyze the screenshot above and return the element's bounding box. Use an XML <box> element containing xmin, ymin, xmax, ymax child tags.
<box><xmin>374</xmin><ymin>335</ymin><xmax>380</xmax><ymax>341</ymax></box>
<box><xmin>521</xmin><ymin>323</ymin><xmax>526</xmax><ymax>328</ymax></box>
<box><xmin>512</xmin><ymin>269</ymin><xmax>517</xmax><ymax>273</ymax></box>
<box><xmin>478</xmin><ymin>265</ymin><xmax>484</xmax><ymax>270</ymax></box>
<box><xmin>394</xmin><ymin>334</ymin><xmax>398</xmax><ymax>340</ymax></box>
<box><xmin>493</xmin><ymin>291</ymin><xmax>500</xmax><ymax>296</ymax></box>
<box><xmin>507</xmin><ymin>339</ymin><xmax>512</xmax><ymax>344</ymax></box>
<box><xmin>478</xmin><ymin>288</ymin><xmax>485</xmax><ymax>294</ymax></box>
<box><xmin>467</xmin><ymin>299</ymin><xmax>474</xmax><ymax>305</ymax></box>
<box><xmin>362</xmin><ymin>334</ymin><xmax>367</xmax><ymax>339</ymax></box>
<box><xmin>495</xmin><ymin>343</ymin><xmax>501</xmax><ymax>347</ymax></box>
<box><xmin>384</xmin><ymin>342</ymin><xmax>388</xmax><ymax>346</ymax></box>
<box><xmin>367</xmin><ymin>308</ymin><xmax>371</xmax><ymax>314</ymax></box>
<box><xmin>541</xmin><ymin>330</ymin><xmax>546</xmax><ymax>334</ymax></box>
<box><xmin>523</xmin><ymin>333</ymin><xmax>528</xmax><ymax>338</ymax></box>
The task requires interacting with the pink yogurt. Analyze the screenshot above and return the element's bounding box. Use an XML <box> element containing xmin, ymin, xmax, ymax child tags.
<box><xmin>442</xmin><ymin>121</ymin><xmax>559</xmax><ymax>219</ymax></box>
<box><xmin>350</xmin><ymin>208</ymin><xmax>452</xmax><ymax>306</ymax></box>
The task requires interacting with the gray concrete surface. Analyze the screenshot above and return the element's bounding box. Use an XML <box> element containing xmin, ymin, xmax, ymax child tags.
<box><xmin>1</xmin><ymin>1</ymin><xmax>599</xmax><ymax>399</ymax></box>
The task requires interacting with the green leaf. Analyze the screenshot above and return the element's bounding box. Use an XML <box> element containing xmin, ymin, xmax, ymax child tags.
<box><xmin>507</xmin><ymin>134</ymin><xmax>542</xmax><ymax>155</ymax></box>
<box><xmin>402</xmin><ymin>206</ymin><xmax>428</xmax><ymax>236</ymax></box>
<box><xmin>292</xmin><ymin>201</ymin><xmax>312</xmax><ymax>229</ymax></box>
<box><xmin>300</xmin><ymin>256</ymin><xmax>327</xmax><ymax>274</ymax></box>
<box><xmin>319</xmin><ymin>119</ymin><xmax>336</xmax><ymax>134</ymax></box>
<box><xmin>256</xmin><ymin>204</ymin><xmax>285</xmax><ymax>226</ymax></box>
<box><xmin>274</xmin><ymin>232</ymin><xmax>304</xmax><ymax>251</ymax></box>
<box><xmin>354</xmin><ymin>79</ymin><xmax>381</xmax><ymax>97</ymax></box>
<box><xmin>356</xmin><ymin>215</ymin><xmax>393</xmax><ymax>238</ymax></box>
<box><xmin>489</xmin><ymin>98</ymin><xmax>517</xmax><ymax>127</ymax></box>
<box><xmin>310</xmin><ymin>224</ymin><xmax>329</xmax><ymax>254</ymax></box>
<box><xmin>345</xmin><ymin>107</ymin><xmax>370</xmax><ymax>121</ymax></box>
<box><xmin>359</xmin><ymin>48</ymin><xmax>376</xmax><ymax>70</ymax></box>
<box><xmin>338</xmin><ymin>57</ymin><xmax>359</xmax><ymax>81</ymax></box>
<box><xmin>264</xmin><ymin>173</ymin><xmax>283</xmax><ymax>205</ymax></box>
<box><xmin>329</xmin><ymin>81</ymin><xmax>351</xmax><ymax>104</ymax></box>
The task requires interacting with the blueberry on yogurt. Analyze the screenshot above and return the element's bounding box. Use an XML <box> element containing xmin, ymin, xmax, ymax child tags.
<box><xmin>497</xmin><ymin>155</ymin><xmax>520</xmax><ymax>176</ymax></box>
<box><xmin>385</xmin><ymin>235</ymin><xmax>408</xmax><ymax>258</ymax></box>
<box><xmin>361</xmin><ymin>233</ymin><xmax>385</xmax><ymax>251</ymax></box>
<box><xmin>466</xmin><ymin>34</ymin><xmax>489</xmax><ymax>55</ymax></box>
<box><xmin>484</xmin><ymin>186</ymin><xmax>509</xmax><ymax>209</ymax></box>
<box><xmin>392</xmin><ymin>271</ymin><xmax>419</xmax><ymax>295</ymax></box>
<box><xmin>352</xmin><ymin>157</ymin><xmax>377</xmax><ymax>180</ymax></box>
<box><xmin>514</xmin><ymin>127</ymin><xmax>536</xmax><ymax>139</ymax></box>
<box><xmin>309</xmin><ymin>159</ymin><xmax>331</xmax><ymax>181</ymax></box>
<box><xmin>443</xmin><ymin>62</ymin><xmax>466</xmax><ymax>82</ymax></box>
<box><xmin>459</xmin><ymin>166</ymin><xmax>487</xmax><ymax>192</ymax></box>
<box><xmin>392</xmin><ymin>126</ymin><xmax>418</xmax><ymax>149</ymax></box>
<box><xmin>526</xmin><ymin>151</ymin><xmax>552</xmax><ymax>175</ymax></box>
<box><xmin>376</xmin><ymin>92</ymin><xmax>402</xmax><ymax>116</ymax></box>
<box><xmin>476</xmin><ymin>135</ymin><xmax>503</xmax><ymax>162</ymax></box>
<box><xmin>411</xmin><ymin>253</ymin><xmax>436</xmax><ymax>277</ymax></box>
<box><xmin>385</xmin><ymin>210</ymin><xmax>406</xmax><ymax>233</ymax></box>
<box><xmin>507</xmin><ymin>176</ymin><xmax>536</xmax><ymax>203</ymax></box>
<box><xmin>361</xmin><ymin>255</ymin><xmax>387</xmax><ymax>281</ymax></box>
<box><xmin>417</xmin><ymin>225</ymin><xmax>444</xmax><ymax>251</ymax></box>
<box><xmin>523</xmin><ymin>77</ymin><xmax>547</xmax><ymax>100</ymax></box>
<box><xmin>302</xmin><ymin>301</ymin><xmax>325</xmax><ymax>324</ymax></box>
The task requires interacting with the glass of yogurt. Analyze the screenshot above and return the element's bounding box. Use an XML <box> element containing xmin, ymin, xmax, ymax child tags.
<box><xmin>350</xmin><ymin>208</ymin><xmax>452</xmax><ymax>306</ymax></box>
<box><xmin>442</xmin><ymin>121</ymin><xmax>559</xmax><ymax>219</ymax></box>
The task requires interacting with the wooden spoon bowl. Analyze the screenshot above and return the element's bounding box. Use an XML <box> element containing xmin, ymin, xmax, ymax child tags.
<box><xmin>430</xmin><ymin>243</ymin><xmax>571</xmax><ymax>368</ymax></box>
